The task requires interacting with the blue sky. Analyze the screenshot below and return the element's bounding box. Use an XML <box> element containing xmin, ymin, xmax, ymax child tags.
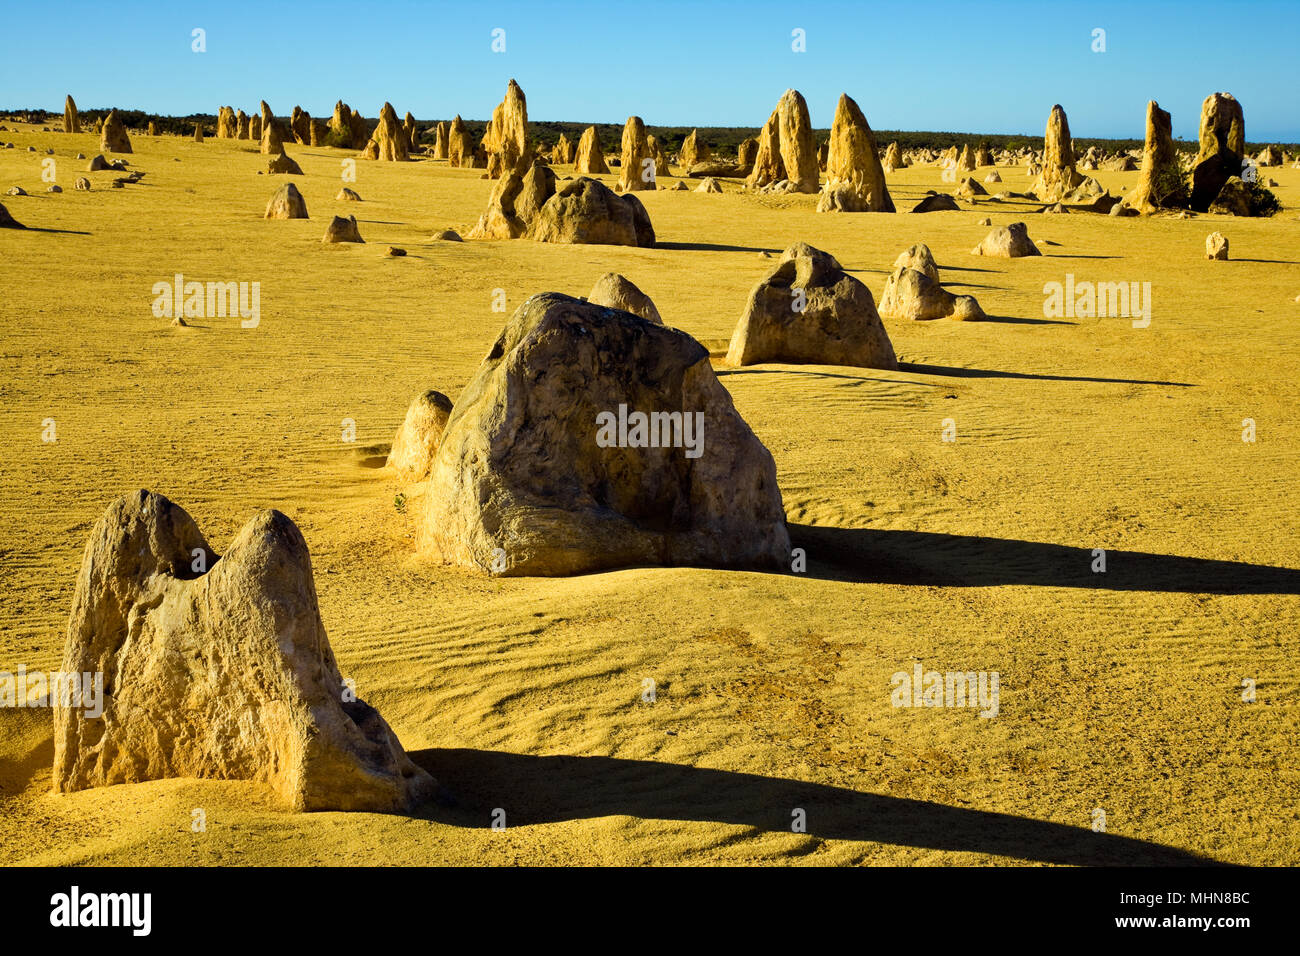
<box><xmin>2</xmin><ymin>0</ymin><xmax>1296</xmax><ymax>141</ymax></box>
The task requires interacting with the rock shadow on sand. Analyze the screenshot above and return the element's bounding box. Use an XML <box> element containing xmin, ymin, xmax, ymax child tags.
<box><xmin>789</xmin><ymin>524</ymin><xmax>1300</xmax><ymax>594</ymax></box>
<box><xmin>409</xmin><ymin>749</ymin><xmax>1221</xmax><ymax>866</ymax></box>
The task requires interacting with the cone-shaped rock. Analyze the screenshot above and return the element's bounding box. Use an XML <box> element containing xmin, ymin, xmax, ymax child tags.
<box><xmin>261</xmin><ymin>115</ymin><xmax>286</xmax><ymax>156</ymax></box>
<box><xmin>679</xmin><ymin>130</ymin><xmax>710</xmax><ymax>169</ymax></box>
<box><xmin>290</xmin><ymin>106</ymin><xmax>311</xmax><ymax>145</ymax></box>
<box><xmin>893</xmin><ymin>243</ymin><xmax>940</xmax><ymax>283</ymax></box>
<box><xmin>1189</xmin><ymin>92</ymin><xmax>1245</xmax><ymax>212</ymax></box>
<box><xmin>323</xmin><ymin>215</ymin><xmax>363</xmax><ymax>243</ymax></box>
<box><xmin>388</xmin><ymin>390</ymin><xmax>454</xmax><ymax>480</ymax></box>
<box><xmin>369</xmin><ymin>102</ymin><xmax>409</xmax><ymax>161</ymax></box>
<box><xmin>747</xmin><ymin>90</ymin><xmax>818</xmax><ymax>193</ymax></box>
<box><xmin>448</xmin><ymin>116</ymin><xmax>471</xmax><ymax>167</ymax></box>
<box><xmin>574</xmin><ymin>126</ymin><xmax>609</xmax><ymax>174</ymax></box>
<box><xmin>217</xmin><ymin>106</ymin><xmax>236</xmax><ymax>138</ymax></box>
<box><xmin>618</xmin><ymin>116</ymin><xmax>654</xmax><ymax>191</ymax></box>
<box><xmin>587</xmin><ymin>273</ymin><xmax>662</xmax><ymax>324</ymax></box>
<box><xmin>817</xmin><ymin>93</ymin><xmax>894</xmax><ymax>212</ymax></box>
<box><xmin>64</xmin><ymin>95</ymin><xmax>79</xmax><ymax>134</ymax></box>
<box><xmin>483</xmin><ymin>79</ymin><xmax>528</xmax><ymax>178</ymax></box>
<box><xmin>100</xmin><ymin>109</ymin><xmax>132</xmax><ymax>154</ymax></box>
<box><xmin>265</xmin><ymin>183</ymin><xmax>308</xmax><ymax>219</ymax></box>
<box><xmin>1122</xmin><ymin>101</ymin><xmax>1184</xmax><ymax>214</ymax></box>
<box><xmin>52</xmin><ymin>491</ymin><xmax>436</xmax><ymax>811</ymax></box>
<box><xmin>1030</xmin><ymin>105</ymin><xmax>1084</xmax><ymax>201</ymax></box>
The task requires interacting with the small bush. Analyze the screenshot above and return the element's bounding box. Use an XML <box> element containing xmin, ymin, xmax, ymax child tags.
<box><xmin>323</xmin><ymin>126</ymin><xmax>354</xmax><ymax>149</ymax></box>
<box><xmin>1244</xmin><ymin>181</ymin><xmax>1281</xmax><ymax>217</ymax></box>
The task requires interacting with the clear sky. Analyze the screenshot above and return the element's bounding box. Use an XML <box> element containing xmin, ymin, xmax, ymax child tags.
<box><xmin>2</xmin><ymin>0</ymin><xmax>1296</xmax><ymax>142</ymax></box>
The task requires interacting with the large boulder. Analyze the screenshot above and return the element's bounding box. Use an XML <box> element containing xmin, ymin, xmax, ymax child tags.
<box><xmin>52</xmin><ymin>491</ymin><xmax>436</xmax><ymax>812</ymax></box>
<box><xmin>1189</xmin><ymin>92</ymin><xmax>1245</xmax><ymax>212</ymax></box>
<box><xmin>1029</xmin><ymin>105</ymin><xmax>1084</xmax><ymax>202</ymax></box>
<box><xmin>434</xmin><ymin>121</ymin><xmax>449</xmax><ymax>159</ymax></box>
<box><xmin>726</xmin><ymin>242</ymin><xmax>897</xmax><ymax>370</ymax></box>
<box><xmin>323</xmin><ymin>215</ymin><xmax>363</xmax><ymax>243</ymax></box>
<box><xmin>1209</xmin><ymin>176</ymin><xmax>1251</xmax><ymax>216</ymax></box>
<box><xmin>403</xmin><ymin>112</ymin><xmax>417</xmax><ymax>152</ymax></box>
<box><xmin>100</xmin><ymin>109</ymin><xmax>132</xmax><ymax>154</ymax></box>
<box><xmin>419</xmin><ymin>293</ymin><xmax>790</xmax><ymax>576</ymax></box>
<box><xmin>574</xmin><ymin>125</ymin><xmax>609</xmax><ymax>174</ymax></box>
<box><xmin>266</xmin><ymin>152</ymin><xmax>304</xmax><ymax>175</ymax></box>
<box><xmin>387</xmin><ymin>390</ymin><xmax>454</xmax><ymax>480</ymax></box>
<box><xmin>265</xmin><ymin>183</ymin><xmax>308</xmax><ymax>219</ymax></box>
<box><xmin>618</xmin><ymin>116</ymin><xmax>655</xmax><ymax>191</ymax></box>
<box><xmin>236</xmin><ymin>110</ymin><xmax>250</xmax><ymax>140</ymax></box>
<box><xmin>1205</xmin><ymin>232</ymin><xmax>1229</xmax><ymax>260</ymax></box>
<box><xmin>816</xmin><ymin>93</ymin><xmax>894</xmax><ymax>213</ymax></box>
<box><xmin>746</xmin><ymin>90</ymin><xmax>819</xmax><ymax>193</ymax></box>
<box><xmin>878</xmin><ymin>267</ymin><xmax>986</xmax><ymax>321</ymax></box>
<box><xmin>525</xmin><ymin>177</ymin><xmax>655</xmax><ymax>247</ymax></box>
<box><xmin>972</xmin><ymin>221</ymin><xmax>1041</xmax><ymax>257</ymax></box>
<box><xmin>587</xmin><ymin>273</ymin><xmax>662</xmax><ymax>324</ymax></box>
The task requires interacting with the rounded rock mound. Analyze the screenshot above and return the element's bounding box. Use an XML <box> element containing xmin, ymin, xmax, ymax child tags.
<box><xmin>726</xmin><ymin>242</ymin><xmax>897</xmax><ymax>370</ymax></box>
<box><xmin>419</xmin><ymin>293</ymin><xmax>790</xmax><ymax>576</ymax></box>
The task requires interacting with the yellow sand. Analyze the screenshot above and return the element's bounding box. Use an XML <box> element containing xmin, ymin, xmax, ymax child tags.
<box><xmin>1</xmin><ymin>127</ymin><xmax>1298</xmax><ymax>865</ymax></box>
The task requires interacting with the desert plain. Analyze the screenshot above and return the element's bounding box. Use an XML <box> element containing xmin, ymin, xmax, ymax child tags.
<box><xmin>1</xmin><ymin>106</ymin><xmax>1298</xmax><ymax>866</ymax></box>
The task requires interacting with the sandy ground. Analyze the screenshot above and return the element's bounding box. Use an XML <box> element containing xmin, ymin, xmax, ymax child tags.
<box><xmin>1</xmin><ymin>125</ymin><xmax>1298</xmax><ymax>866</ymax></box>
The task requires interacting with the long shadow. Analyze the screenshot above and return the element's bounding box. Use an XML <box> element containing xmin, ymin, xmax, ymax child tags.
<box><xmin>12</xmin><ymin>226</ymin><xmax>92</xmax><ymax>235</ymax></box>
<box><xmin>656</xmin><ymin>240</ymin><xmax>779</xmax><ymax>254</ymax></box>
<box><xmin>1045</xmin><ymin>254</ymin><xmax>1121</xmax><ymax>260</ymax></box>
<box><xmin>717</xmin><ymin>367</ymin><xmax>947</xmax><ymax>387</ymax></box>
<box><xmin>1233</xmin><ymin>259</ymin><xmax>1300</xmax><ymax>265</ymax></box>
<box><xmin>937</xmin><ymin>263</ymin><xmax>998</xmax><ymax>273</ymax></box>
<box><xmin>968</xmin><ymin>315</ymin><xmax>1076</xmax><ymax>326</ymax></box>
<box><xmin>788</xmin><ymin>524</ymin><xmax>1300</xmax><ymax>594</ymax></box>
<box><xmin>407</xmin><ymin>749</ymin><xmax>1221</xmax><ymax>866</ymax></box>
<box><xmin>900</xmin><ymin>361</ymin><xmax>1193</xmax><ymax>387</ymax></box>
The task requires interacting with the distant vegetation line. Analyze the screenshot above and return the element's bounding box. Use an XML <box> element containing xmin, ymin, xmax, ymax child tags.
<box><xmin>7</xmin><ymin>107</ymin><xmax>1297</xmax><ymax>153</ymax></box>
